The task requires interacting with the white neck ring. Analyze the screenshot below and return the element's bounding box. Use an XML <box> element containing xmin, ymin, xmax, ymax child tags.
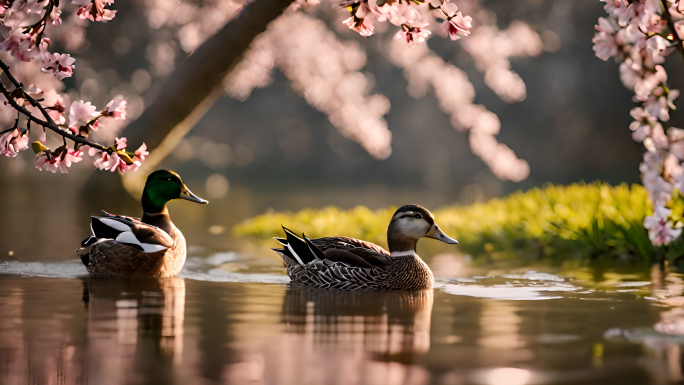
<box><xmin>390</xmin><ymin>250</ymin><xmax>418</xmax><ymax>257</ymax></box>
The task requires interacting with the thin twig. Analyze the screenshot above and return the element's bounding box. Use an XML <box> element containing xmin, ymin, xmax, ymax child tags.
<box><xmin>0</xmin><ymin>59</ymin><xmax>111</xmax><ymax>152</ymax></box>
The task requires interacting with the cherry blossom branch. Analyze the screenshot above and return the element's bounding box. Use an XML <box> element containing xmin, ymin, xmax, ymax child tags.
<box><xmin>0</xmin><ymin>58</ymin><xmax>146</xmax><ymax>172</ymax></box>
<box><xmin>0</xmin><ymin>59</ymin><xmax>109</xmax><ymax>151</ymax></box>
<box><xmin>0</xmin><ymin>0</ymin><xmax>151</xmax><ymax>173</ymax></box>
<box><xmin>593</xmin><ymin>0</ymin><xmax>684</xmax><ymax>247</ymax></box>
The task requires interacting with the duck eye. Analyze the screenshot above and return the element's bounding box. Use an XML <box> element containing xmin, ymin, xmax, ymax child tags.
<box><xmin>414</xmin><ymin>214</ymin><xmax>422</xmax><ymax>219</ymax></box>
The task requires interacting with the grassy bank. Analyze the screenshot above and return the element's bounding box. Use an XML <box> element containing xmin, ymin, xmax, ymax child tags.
<box><xmin>235</xmin><ymin>183</ymin><xmax>655</xmax><ymax>262</ymax></box>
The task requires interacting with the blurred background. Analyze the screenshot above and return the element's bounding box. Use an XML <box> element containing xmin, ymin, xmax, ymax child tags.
<box><xmin>5</xmin><ymin>3</ymin><xmax>684</xmax><ymax>384</ymax></box>
<box><xmin>1</xmin><ymin>0</ymin><xmax>682</xmax><ymax>259</ymax></box>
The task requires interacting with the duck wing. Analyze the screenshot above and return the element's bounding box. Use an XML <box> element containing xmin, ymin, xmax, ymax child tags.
<box><xmin>89</xmin><ymin>214</ymin><xmax>173</xmax><ymax>253</ymax></box>
<box><xmin>273</xmin><ymin>227</ymin><xmax>390</xmax><ymax>269</ymax></box>
<box><xmin>312</xmin><ymin>237</ymin><xmax>391</xmax><ymax>268</ymax></box>
<box><xmin>312</xmin><ymin>236</ymin><xmax>390</xmax><ymax>255</ymax></box>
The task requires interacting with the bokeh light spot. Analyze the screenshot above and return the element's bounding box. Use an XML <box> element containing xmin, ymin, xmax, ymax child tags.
<box><xmin>486</xmin><ymin>368</ymin><xmax>531</xmax><ymax>385</ymax></box>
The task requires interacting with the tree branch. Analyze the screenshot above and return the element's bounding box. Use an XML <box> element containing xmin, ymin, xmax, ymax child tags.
<box><xmin>111</xmin><ymin>0</ymin><xmax>293</xmax><ymax>195</ymax></box>
<box><xmin>121</xmin><ymin>0</ymin><xmax>294</xmax><ymax>150</ymax></box>
<box><xmin>0</xmin><ymin>59</ymin><xmax>111</xmax><ymax>152</ymax></box>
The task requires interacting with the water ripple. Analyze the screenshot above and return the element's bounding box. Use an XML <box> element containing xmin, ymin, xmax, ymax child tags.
<box><xmin>0</xmin><ymin>260</ymin><xmax>87</xmax><ymax>278</ymax></box>
<box><xmin>436</xmin><ymin>271</ymin><xmax>579</xmax><ymax>300</ymax></box>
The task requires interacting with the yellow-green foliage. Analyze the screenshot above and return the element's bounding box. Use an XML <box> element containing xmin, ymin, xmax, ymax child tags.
<box><xmin>235</xmin><ymin>183</ymin><xmax>654</xmax><ymax>260</ymax></box>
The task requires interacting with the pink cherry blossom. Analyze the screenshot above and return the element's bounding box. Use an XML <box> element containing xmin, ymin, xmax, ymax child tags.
<box><xmin>40</xmin><ymin>52</ymin><xmax>76</xmax><ymax>80</ymax></box>
<box><xmin>91</xmin><ymin>150</ymin><xmax>121</xmax><ymax>172</ymax></box>
<box><xmin>637</xmin><ymin>0</ymin><xmax>665</xmax><ymax>34</ymax></box>
<box><xmin>629</xmin><ymin>107</ymin><xmax>654</xmax><ymax>142</ymax></box>
<box><xmin>115</xmin><ymin>136</ymin><xmax>127</xmax><ymax>150</ymax></box>
<box><xmin>34</xmin><ymin>152</ymin><xmax>50</xmax><ymax>171</ymax></box>
<box><xmin>643</xmin><ymin>89</ymin><xmax>679</xmax><ymax>122</ymax></box>
<box><xmin>592</xmin><ymin>17</ymin><xmax>619</xmax><ymax>61</ymax></box>
<box><xmin>440</xmin><ymin>4</ymin><xmax>472</xmax><ymax>41</ymax></box>
<box><xmin>645</xmin><ymin>35</ymin><xmax>669</xmax><ymax>65</ymax></box>
<box><xmin>46</xmin><ymin>94</ymin><xmax>69</xmax><ymax>125</ymax></box>
<box><xmin>0</xmin><ymin>128</ymin><xmax>29</xmax><ymax>157</ymax></box>
<box><xmin>343</xmin><ymin>16</ymin><xmax>374</xmax><ymax>37</ymax></box>
<box><xmin>370</xmin><ymin>1</ymin><xmax>415</xmax><ymax>26</ymax></box>
<box><xmin>50</xmin><ymin>8</ymin><xmax>62</xmax><ymax>25</ymax></box>
<box><xmin>35</xmin><ymin>147</ymin><xmax>84</xmax><ymax>173</ymax></box>
<box><xmin>615</xmin><ymin>22</ymin><xmax>646</xmax><ymax>49</ymax></box>
<box><xmin>83</xmin><ymin>139</ymin><xmax>144</xmax><ymax>173</ymax></box>
<box><xmin>592</xmin><ymin>33</ymin><xmax>617</xmax><ymax>61</ymax></box>
<box><xmin>75</xmin><ymin>0</ymin><xmax>117</xmax><ymax>22</ymax></box>
<box><xmin>600</xmin><ymin>0</ymin><xmax>636</xmax><ymax>26</ymax></box>
<box><xmin>665</xmin><ymin>152</ymin><xmax>684</xmax><ymax>182</ymax></box>
<box><xmin>634</xmin><ymin>65</ymin><xmax>667</xmax><ymax>101</ymax></box>
<box><xmin>618</xmin><ymin>59</ymin><xmax>642</xmax><ymax>89</ymax></box>
<box><xmin>134</xmin><ymin>143</ymin><xmax>149</xmax><ymax>161</ymax></box>
<box><xmin>104</xmin><ymin>95</ymin><xmax>127</xmax><ymax>120</ymax></box>
<box><xmin>68</xmin><ymin>100</ymin><xmax>98</xmax><ymax>128</ymax></box>
<box><xmin>59</xmin><ymin>148</ymin><xmax>84</xmax><ymax>172</ymax></box>
<box><xmin>0</xmin><ymin>32</ymin><xmax>30</xmax><ymax>59</ymax></box>
<box><xmin>669</xmin><ymin>128</ymin><xmax>684</xmax><ymax>161</ymax></box>
<box><xmin>394</xmin><ymin>24</ymin><xmax>431</xmax><ymax>48</ymax></box>
<box><xmin>644</xmin><ymin>206</ymin><xmax>682</xmax><ymax>246</ymax></box>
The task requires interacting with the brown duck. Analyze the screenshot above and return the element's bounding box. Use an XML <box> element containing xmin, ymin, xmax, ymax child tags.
<box><xmin>273</xmin><ymin>204</ymin><xmax>458</xmax><ymax>291</ymax></box>
<box><xmin>77</xmin><ymin>169</ymin><xmax>208</xmax><ymax>278</ymax></box>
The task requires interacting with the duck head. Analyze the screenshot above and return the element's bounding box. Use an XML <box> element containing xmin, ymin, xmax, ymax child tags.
<box><xmin>142</xmin><ymin>169</ymin><xmax>208</xmax><ymax>214</ymax></box>
<box><xmin>387</xmin><ymin>204</ymin><xmax>458</xmax><ymax>255</ymax></box>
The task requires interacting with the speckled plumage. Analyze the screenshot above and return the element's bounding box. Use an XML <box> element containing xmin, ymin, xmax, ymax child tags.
<box><xmin>78</xmin><ymin>219</ymin><xmax>187</xmax><ymax>279</ymax></box>
<box><xmin>76</xmin><ymin>169</ymin><xmax>207</xmax><ymax>279</ymax></box>
<box><xmin>273</xmin><ymin>204</ymin><xmax>457</xmax><ymax>291</ymax></box>
<box><xmin>284</xmin><ymin>252</ymin><xmax>434</xmax><ymax>291</ymax></box>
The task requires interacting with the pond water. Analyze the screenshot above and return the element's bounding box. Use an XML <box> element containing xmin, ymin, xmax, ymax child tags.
<box><xmin>1</xmin><ymin>253</ymin><xmax>684</xmax><ymax>385</ymax></box>
<box><xmin>1</xmin><ymin>175</ymin><xmax>683</xmax><ymax>384</ymax></box>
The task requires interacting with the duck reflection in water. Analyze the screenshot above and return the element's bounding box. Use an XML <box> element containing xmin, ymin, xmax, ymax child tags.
<box><xmin>81</xmin><ymin>277</ymin><xmax>185</xmax><ymax>380</ymax></box>
<box><xmin>266</xmin><ymin>285</ymin><xmax>433</xmax><ymax>384</ymax></box>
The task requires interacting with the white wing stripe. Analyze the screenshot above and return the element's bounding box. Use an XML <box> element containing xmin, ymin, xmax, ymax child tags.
<box><xmin>100</xmin><ymin>218</ymin><xmax>132</xmax><ymax>232</ymax></box>
<box><xmin>286</xmin><ymin>243</ymin><xmax>306</xmax><ymax>266</ymax></box>
<box><xmin>115</xmin><ymin>232</ymin><xmax>168</xmax><ymax>253</ymax></box>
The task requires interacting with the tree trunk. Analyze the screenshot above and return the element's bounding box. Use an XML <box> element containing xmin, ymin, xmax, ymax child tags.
<box><xmin>89</xmin><ymin>0</ymin><xmax>293</xmax><ymax>196</ymax></box>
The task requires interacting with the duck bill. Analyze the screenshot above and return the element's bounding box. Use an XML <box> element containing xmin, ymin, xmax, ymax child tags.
<box><xmin>426</xmin><ymin>224</ymin><xmax>458</xmax><ymax>244</ymax></box>
<box><xmin>179</xmin><ymin>186</ymin><xmax>208</xmax><ymax>204</ymax></box>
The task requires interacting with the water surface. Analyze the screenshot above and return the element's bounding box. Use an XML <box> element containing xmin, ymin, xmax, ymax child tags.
<box><xmin>1</xmin><ymin>253</ymin><xmax>683</xmax><ymax>385</ymax></box>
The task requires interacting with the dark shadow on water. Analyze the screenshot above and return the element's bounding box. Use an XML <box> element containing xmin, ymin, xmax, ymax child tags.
<box><xmin>81</xmin><ymin>277</ymin><xmax>187</xmax><ymax>384</ymax></box>
<box><xmin>281</xmin><ymin>285</ymin><xmax>433</xmax><ymax>364</ymax></box>
<box><xmin>0</xmin><ymin>276</ymin><xmax>187</xmax><ymax>384</ymax></box>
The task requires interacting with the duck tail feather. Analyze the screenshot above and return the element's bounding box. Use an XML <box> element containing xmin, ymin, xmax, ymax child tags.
<box><xmin>303</xmin><ymin>235</ymin><xmax>326</xmax><ymax>261</ymax></box>
<box><xmin>281</xmin><ymin>225</ymin><xmax>315</xmax><ymax>266</ymax></box>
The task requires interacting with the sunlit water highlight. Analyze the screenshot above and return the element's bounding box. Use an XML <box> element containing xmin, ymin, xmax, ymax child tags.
<box><xmin>1</xmin><ymin>254</ymin><xmax>684</xmax><ymax>384</ymax></box>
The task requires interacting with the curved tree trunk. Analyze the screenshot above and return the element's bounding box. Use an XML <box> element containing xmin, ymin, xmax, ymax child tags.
<box><xmin>89</xmin><ymin>0</ymin><xmax>293</xmax><ymax>196</ymax></box>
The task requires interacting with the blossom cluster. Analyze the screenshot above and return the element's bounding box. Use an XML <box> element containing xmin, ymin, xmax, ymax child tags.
<box><xmin>334</xmin><ymin>0</ymin><xmax>472</xmax><ymax>47</ymax></box>
<box><xmin>593</xmin><ymin>0</ymin><xmax>684</xmax><ymax>246</ymax></box>
<box><xmin>221</xmin><ymin>0</ymin><xmax>540</xmax><ymax>180</ymax></box>
<box><xmin>387</xmin><ymin>38</ymin><xmax>531</xmax><ymax>182</ymax></box>
<box><xmin>0</xmin><ymin>0</ymin><xmax>116</xmax><ymax>80</ymax></box>
<box><xmin>226</xmin><ymin>13</ymin><xmax>393</xmax><ymax>159</ymax></box>
<box><xmin>0</xmin><ymin>90</ymin><xmax>145</xmax><ymax>173</ymax></box>
<box><xmin>0</xmin><ymin>0</ymin><xmax>146</xmax><ymax>174</ymax></box>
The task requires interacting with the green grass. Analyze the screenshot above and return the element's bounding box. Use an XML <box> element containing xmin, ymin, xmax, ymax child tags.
<box><xmin>235</xmin><ymin>182</ymin><xmax>656</xmax><ymax>262</ymax></box>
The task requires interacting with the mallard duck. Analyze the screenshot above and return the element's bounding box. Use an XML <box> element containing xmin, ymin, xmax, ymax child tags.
<box><xmin>77</xmin><ymin>169</ymin><xmax>208</xmax><ymax>278</ymax></box>
<box><xmin>273</xmin><ymin>204</ymin><xmax>458</xmax><ymax>291</ymax></box>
